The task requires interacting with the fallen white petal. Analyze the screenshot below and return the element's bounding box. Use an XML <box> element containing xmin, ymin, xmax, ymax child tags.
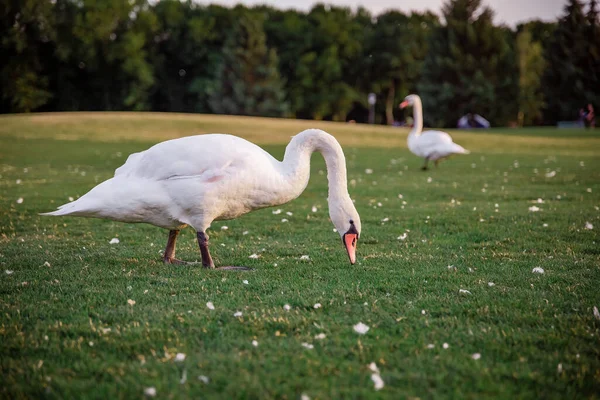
<box><xmin>44</xmin><ymin>261</ymin><xmax>51</xmax><ymax>267</ymax></box>
<box><xmin>313</xmin><ymin>303</ymin><xmax>321</xmax><ymax>309</ymax></box>
<box><xmin>301</xmin><ymin>394</ymin><xmax>311</xmax><ymax>400</ymax></box>
<box><xmin>174</xmin><ymin>353</ymin><xmax>186</xmax><ymax>362</ymax></box>
<box><xmin>300</xmin><ymin>255</ymin><xmax>310</xmax><ymax>261</ymax></box>
<box><xmin>206</xmin><ymin>302</ymin><xmax>215</xmax><ymax>310</ymax></box>
<box><xmin>242</xmin><ymin>280</ymin><xmax>249</xmax><ymax>285</ymax></box>
<box><xmin>397</xmin><ymin>233</ymin><xmax>407</xmax><ymax>240</ymax></box>
<box><xmin>371</xmin><ymin>373</ymin><xmax>385</xmax><ymax>390</ymax></box>
<box><xmin>221</xmin><ymin>226</ymin><xmax>228</xmax><ymax>230</ymax></box>
<box><xmin>252</xmin><ymin>340</ymin><xmax>258</xmax><ymax>347</ymax></box>
<box><xmin>353</xmin><ymin>322</ymin><xmax>370</xmax><ymax>334</ymax></box>
<box><xmin>109</xmin><ymin>238</ymin><xmax>120</xmax><ymax>244</ymax></box>
<box><xmin>528</xmin><ymin>206</ymin><xmax>540</xmax><ymax>212</ymax></box>
<box><xmin>459</xmin><ymin>289</ymin><xmax>472</xmax><ymax>295</ymax></box>
<box><xmin>368</xmin><ymin>362</ymin><xmax>379</xmax><ymax>373</ymax></box>
<box><xmin>532</xmin><ymin>267</ymin><xmax>545</xmax><ymax>274</ymax></box>
<box><xmin>144</xmin><ymin>387</ymin><xmax>156</xmax><ymax>397</ymax></box>
<box><xmin>488</xmin><ymin>282</ymin><xmax>495</xmax><ymax>287</ymax></box>
<box><xmin>421</xmin><ymin>310</ymin><xmax>426</xmax><ymax>315</ymax></box>
<box><xmin>281</xmin><ymin>218</ymin><xmax>288</xmax><ymax>222</ymax></box>
<box><xmin>311</xmin><ymin>206</ymin><xmax>318</xmax><ymax>212</ymax></box>
<box><xmin>585</xmin><ymin>222</ymin><xmax>593</xmax><ymax>230</ymax></box>
<box><xmin>5</xmin><ymin>270</ymin><xmax>14</xmax><ymax>275</ymax></box>
<box><xmin>283</xmin><ymin>304</ymin><xmax>291</xmax><ymax>311</ymax></box>
<box><xmin>302</xmin><ymin>342</ymin><xmax>314</xmax><ymax>349</ymax></box>
<box><xmin>472</xmin><ymin>353</ymin><xmax>481</xmax><ymax>360</ymax></box>
<box><xmin>16</xmin><ymin>197</ymin><xmax>24</xmax><ymax>204</ymax></box>
<box><xmin>545</xmin><ymin>171</ymin><xmax>556</xmax><ymax>178</ymax></box>
<box><xmin>234</xmin><ymin>311</ymin><xmax>242</xmax><ymax>317</ymax></box>
<box><xmin>198</xmin><ymin>375</ymin><xmax>210</xmax><ymax>384</ymax></box>
<box><xmin>365</xmin><ymin>168</ymin><xmax>373</xmax><ymax>174</ymax></box>
<box><xmin>314</xmin><ymin>333</ymin><xmax>326</xmax><ymax>340</ymax></box>
<box><xmin>593</xmin><ymin>306</ymin><xmax>600</xmax><ymax>320</ymax></box>
<box><xmin>443</xmin><ymin>343</ymin><xmax>449</xmax><ymax>349</ymax></box>
<box><xmin>243</xmin><ymin>230</ymin><xmax>249</xmax><ymax>235</ymax></box>
<box><xmin>286</xmin><ymin>211</ymin><xmax>293</xmax><ymax>216</ymax></box>
<box><xmin>249</xmin><ymin>253</ymin><xmax>259</xmax><ymax>259</ymax></box>
<box><xmin>427</xmin><ymin>343</ymin><xmax>435</xmax><ymax>349</ymax></box>
<box><xmin>272</xmin><ymin>209</ymin><xmax>282</xmax><ymax>214</ymax></box>
<box><xmin>127</xmin><ymin>299</ymin><xmax>136</xmax><ymax>306</ymax></box>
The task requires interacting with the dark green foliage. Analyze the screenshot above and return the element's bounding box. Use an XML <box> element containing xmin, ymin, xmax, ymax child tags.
<box><xmin>543</xmin><ymin>0</ymin><xmax>597</xmax><ymax>124</ymax></box>
<box><xmin>367</xmin><ymin>11</ymin><xmax>439</xmax><ymax>124</ymax></box>
<box><xmin>0</xmin><ymin>0</ymin><xmax>55</xmax><ymax>112</ymax></box>
<box><xmin>205</xmin><ymin>15</ymin><xmax>288</xmax><ymax>117</ymax></box>
<box><xmin>0</xmin><ymin>0</ymin><xmax>598</xmax><ymax>126</ymax></box>
<box><xmin>516</xmin><ymin>28</ymin><xmax>546</xmax><ymax>126</ymax></box>
<box><xmin>418</xmin><ymin>0</ymin><xmax>518</xmax><ymax>128</ymax></box>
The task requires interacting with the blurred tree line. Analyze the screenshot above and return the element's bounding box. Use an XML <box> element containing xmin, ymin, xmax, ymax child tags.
<box><xmin>1</xmin><ymin>0</ymin><xmax>598</xmax><ymax>127</ymax></box>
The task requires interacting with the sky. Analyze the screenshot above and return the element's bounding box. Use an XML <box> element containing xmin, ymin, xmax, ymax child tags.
<box><xmin>196</xmin><ymin>0</ymin><xmax>567</xmax><ymax>27</ymax></box>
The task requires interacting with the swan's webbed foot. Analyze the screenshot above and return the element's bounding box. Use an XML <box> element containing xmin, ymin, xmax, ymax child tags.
<box><xmin>163</xmin><ymin>257</ymin><xmax>200</xmax><ymax>265</ymax></box>
<box><xmin>421</xmin><ymin>165</ymin><xmax>429</xmax><ymax>171</ymax></box>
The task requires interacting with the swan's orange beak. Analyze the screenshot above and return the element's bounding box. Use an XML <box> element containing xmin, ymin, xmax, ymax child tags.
<box><xmin>343</xmin><ymin>232</ymin><xmax>358</xmax><ymax>265</ymax></box>
<box><xmin>399</xmin><ymin>101</ymin><xmax>409</xmax><ymax>109</ymax></box>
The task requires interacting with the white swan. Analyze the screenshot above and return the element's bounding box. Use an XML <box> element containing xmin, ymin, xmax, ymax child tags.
<box><xmin>400</xmin><ymin>94</ymin><xmax>470</xmax><ymax>170</ymax></box>
<box><xmin>42</xmin><ymin>129</ymin><xmax>361</xmax><ymax>269</ymax></box>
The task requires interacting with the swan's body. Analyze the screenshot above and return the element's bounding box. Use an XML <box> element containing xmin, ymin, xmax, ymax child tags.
<box><xmin>400</xmin><ymin>94</ymin><xmax>470</xmax><ymax>170</ymax></box>
<box><xmin>42</xmin><ymin>129</ymin><xmax>361</xmax><ymax>267</ymax></box>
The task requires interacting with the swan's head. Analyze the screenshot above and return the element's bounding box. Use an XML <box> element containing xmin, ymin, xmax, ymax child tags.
<box><xmin>330</xmin><ymin>199</ymin><xmax>361</xmax><ymax>265</ymax></box>
<box><xmin>399</xmin><ymin>94</ymin><xmax>420</xmax><ymax>109</ymax></box>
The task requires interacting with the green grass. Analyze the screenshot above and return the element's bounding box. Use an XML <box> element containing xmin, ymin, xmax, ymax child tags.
<box><xmin>1</xmin><ymin>113</ymin><xmax>599</xmax><ymax>399</ymax></box>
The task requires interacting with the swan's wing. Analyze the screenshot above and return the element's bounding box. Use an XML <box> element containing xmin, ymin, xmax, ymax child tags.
<box><xmin>114</xmin><ymin>134</ymin><xmax>277</xmax><ymax>181</ymax></box>
<box><xmin>417</xmin><ymin>130</ymin><xmax>468</xmax><ymax>155</ymax></box>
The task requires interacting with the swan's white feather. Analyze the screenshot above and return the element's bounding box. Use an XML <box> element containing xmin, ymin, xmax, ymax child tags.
<box><xmin>41</xmin><ymin>130</ymin><xmax>361</xmax><ymax>239</ymax></box>
<box><xmin>403</xmin><ymin>95</ymin><xmax>470</xmax><ymax>161</ymax></box>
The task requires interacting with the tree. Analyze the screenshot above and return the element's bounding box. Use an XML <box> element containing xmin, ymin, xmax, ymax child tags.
<box><xmin>0</xmin><ymin>0</ymin><xmax>55</xmax><ymax>113</ymax></box>
<box><xmin>367</xmin><ymin>11</ymin><xmax>438</xmax><ymax>125</ymax></box>
<box><xmin>585</xmin><ymin>0</ymin><xmax>600</xmax><ymax>115</ymax></box>
<box><xmin>418</xmin><ymin>0</ymin><xmax>518</xmax><ymax>127</ymax></box>
<box><xmin>148</xmin><ymin>2</ymin><xmax>229</xmax><ymax>113</ymax></box>
<box><xmin>206</xmin><ymin>15</ymin><xmax>288</xmax><ymax>117</ymax></box>
<box><xmin>48</xmin><ymin>0</ymin><xmax>156</xmax><ymax>111</ymax></box>
<box><xmin>542</xmin><ymin>0</ymin><xmax>590</xmax><ymax>123</ymax></box>
<box><xmin>516</xmin><ymin>28</ymin><xmax>546</xmax><ymax>126</ymax></box>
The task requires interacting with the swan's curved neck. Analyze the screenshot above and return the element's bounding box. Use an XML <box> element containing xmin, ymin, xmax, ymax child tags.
<box><xmin>409</xmin><ymin>97</ymin><xmax>424</xmax><ymax>137</ymax></box>
<box><xmin>282</xmin><ymin>129</ymin><xmax>348</xmax><ymax>201</ymax></box>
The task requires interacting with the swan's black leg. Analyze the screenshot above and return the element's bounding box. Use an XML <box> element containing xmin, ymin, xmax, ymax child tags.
<box><xmin>196</xmin><ymin>231</ymin><xmax>253</xmax><ymax>271</ymax></box>
<box><xmin>197</xmin><ymin>231</ymin><xmax>215</xmax><ymax>269</ymax></box>
<box><xmin>421</xmin><ymin>158</ymin><xmax>429</xmax><ymax>170</ymax></box>
<box><xmin>163</xmin><ymin>230</ymin><xmax>191</xmax><ymax>264</ymax></box>
<box><xmin>163</xmin><ymin>230</ymin><xmax>178</xmax><ymax>263</ymax></box>
<box><xmin>434</xmin><ymin>159</ymin><xmax>440</xmax><ymax>168</ymax></box>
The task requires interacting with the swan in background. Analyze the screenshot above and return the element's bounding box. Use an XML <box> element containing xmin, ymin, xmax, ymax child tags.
<box><xmin>42</xmin><ymin>129</ymin><xmax>361</xmax><ymax>269</ymax></box>
<box><xmin>400</xmin><ymin>94</ymin><xmax>470</xmax><ymax>170</ymax></box>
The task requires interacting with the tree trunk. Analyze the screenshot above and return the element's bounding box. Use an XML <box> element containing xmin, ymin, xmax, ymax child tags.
<box><xmin>385</xmin><ymin>82</ymin><xmax>396</xmax><ymax>125</ymax></box>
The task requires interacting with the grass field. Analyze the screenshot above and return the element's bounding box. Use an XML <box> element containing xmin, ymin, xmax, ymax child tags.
<box><xmin>1</xmin><ymin>112</ymin><xmax>599</xmax><ymax>399</ymax></box>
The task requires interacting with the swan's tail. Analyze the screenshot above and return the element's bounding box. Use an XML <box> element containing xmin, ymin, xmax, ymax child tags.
<box><xmin>453</xmin><ymin>143</ymin><xmax>470</xmax><ymax>154</ymax></box>
<box><xmin>39</xmin><ymin>196</ymin><xmax>99</xmax><ymax>217</ymax></box>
